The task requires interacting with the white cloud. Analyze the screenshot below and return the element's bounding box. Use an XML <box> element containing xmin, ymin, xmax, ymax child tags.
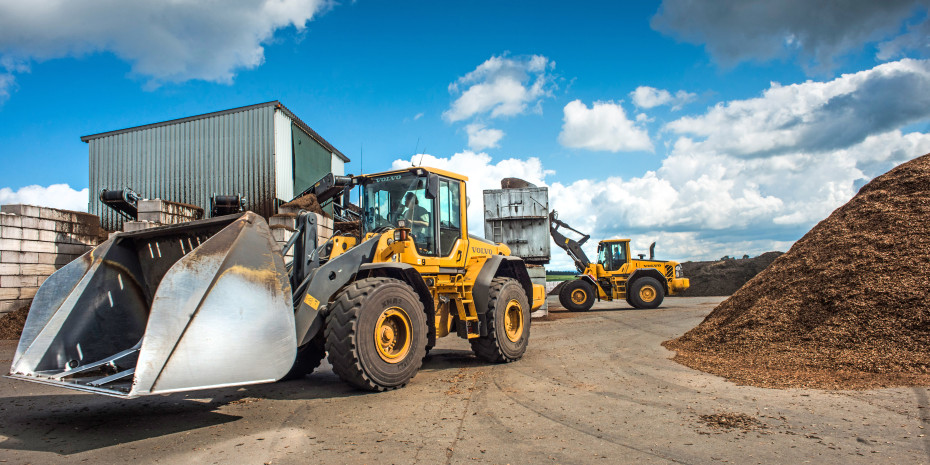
<box><xmin>444</xmin><ymin>54</ymin><xmax>554</xmax><ymax>122</ymax></box>
<box><xmin>0</xmin><ymin>0</ymin><xmax>330</xmax><ymax>91</ymax></box>
<box><xmin>630</xmin><ymin>86</ymin><xmax>696</xmax><ymax>110</ymax></box>
<box><xmin>552</xmin><ymin>64</ymin><xmax>930</xmax><ymax>264</ymax></box>
<box><xmin>558</xmin><ymin>100</ymin><xmax>654</xmax><ymax>152</ymax></box>
<box><xmin>544</xmin><ymin>128</ymin><xmax>930</xmax><ymax>268</ymax></box>
<box><xmin>0</xmin><ymin>73</ymin><xmax>13</xmax><ymax>102</ymax></box>
<box><xmin>438</xmin><ymin>63</ymin><xmax>930</xmax><ymax>268</ymax></box>
<box><xmin>391</xmin><ymin>151</ymin><xmax>552</xmax><ymax>236</ymax></box>
<box><xmin>465</xmin><ymin>124</ymin><xmax>505</xmax><ymax>151</ymax></box>
<box><xmin>0</xmin><ymin>184</ymin><xmax>89</xmax><ymax>212</ymax></box>
<box><xmin>666</xmin><ymin>59</ymin><xmax>930</xmax><ymax>158</ymax></box>
<box><xmin>385</xmin><ymin>133</ymin><xmax>930</xmax><ymax>269</ymax></box>
<box><xmin>878</xmin><ymin>17</ymin><xmax>930</xmax><ymax>61</ymax></box>
<box><xmin>651</xmin><ymin>0</ymin><xmax>929</xmax><ymax>71</ymax></box>
<box><xmin>413</xmin><ymin>112</ymin><xmax>424</xmax><ymax>120</ymax></box>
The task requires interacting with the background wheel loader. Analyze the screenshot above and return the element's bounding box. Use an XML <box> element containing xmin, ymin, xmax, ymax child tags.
<box><xmin>549</xmin><ymin>211</ymin><xmax>689</xmax><ymax>311</ymax></box>
<box><xmin>6</xmin><ymin>167</ymin><xmax>545</xmax><ymax>397</ymax></box>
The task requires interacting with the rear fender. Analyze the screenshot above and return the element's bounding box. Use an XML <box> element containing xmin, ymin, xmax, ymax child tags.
<box><xmin>473</xmin><ymin>255</ymin><xmax>532</xmax><ymax>315</ymax></box>
<box><xmin>626</xmin><ymin>268</ymin><xmax>669</xmax><ymax>294</ymax></box>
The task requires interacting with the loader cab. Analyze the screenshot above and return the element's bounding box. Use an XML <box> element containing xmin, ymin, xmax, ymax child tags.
<box><xmin>360</xmin><ymin>168</ymin><xmax>467</xmax><ymax>263</ymax></box>
<box><xmin>597</xmin><ymin>240</ymin><xmax>630</xmax><ymax>272</ymax></box>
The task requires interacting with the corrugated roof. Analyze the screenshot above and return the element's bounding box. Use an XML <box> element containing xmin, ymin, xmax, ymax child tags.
<box><xmin>80</xmin><ymin>100</ymin><xmax>349</xmax><ymax>162</ymax></box>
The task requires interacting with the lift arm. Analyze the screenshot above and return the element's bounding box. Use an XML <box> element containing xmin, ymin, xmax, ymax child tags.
<box><xmin>549</xmin><ymin>210</ymin><xmax>592</xmax><ymax>273</ymax></box>
<box><xmin>291</xmin><ymin>173</ymin><xmax>360</xmax><ymax>222</ymax></box>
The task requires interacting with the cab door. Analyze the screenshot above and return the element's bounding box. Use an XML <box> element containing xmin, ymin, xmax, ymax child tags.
<box><xmin>437</xmin><ymin>177</ymin><xmax>467</xmax><ymax>268</ymax></box>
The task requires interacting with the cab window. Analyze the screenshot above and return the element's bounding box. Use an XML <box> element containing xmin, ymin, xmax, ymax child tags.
<box><xmin>598</xmin><ymin>242</ymin><xmax>627</xmax><ymax>271</ymax></box>
<box><xmin>362</xmin><ymin>172</ymin><xmax>436</xmax><ymax>256</ymax></box>
<box><xmin>438</xmin><ymin>179</ymin><xmax>462</xmax><ymax>256</ymax></box>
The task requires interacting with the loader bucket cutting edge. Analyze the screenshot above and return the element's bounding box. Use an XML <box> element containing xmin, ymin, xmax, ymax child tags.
<box><xmin>6</xmin><ymin>212</ymin><xmax>298</xmax><ymax>398</ymax></box>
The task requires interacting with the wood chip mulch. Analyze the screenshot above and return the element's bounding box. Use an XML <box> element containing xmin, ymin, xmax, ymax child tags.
<box><xmin>280</xmin><ymin>193</ymin><xmax>326</xmax><ymax>215</ymax></box>
<box><xmin>665</xmin><ymin>152</ymin><xmax>930</xmax><ymax>390</ymax></box>
<box><xmin>0</xmin><ymin>305</ymin><xmax>29</xmax><ymax>340</ymax></box>
<box><xmin>698</xmin><ymin>412</ymin><xmax>766</xmax><ymax>432</ymax></box>
<box><xmin>679</xmin><ymin>252</ymin><xmax>783</xmax><ymax>297</ymax></box>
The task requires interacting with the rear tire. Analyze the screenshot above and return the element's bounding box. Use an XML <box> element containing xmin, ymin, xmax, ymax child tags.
<box><xmin>278</xmin><ymin>333</ymin><xmax>326</xmax><ymax>382</ymax></box>
<box><xmin>559</xmin><ymin>279</ymin><xmax>595</xmax><ymax>312</ymax></box>
<box><xmin>471</xmin><ymin>277</ymin><xmax>531</xmax><ymax>363</ymax></box>
<box><xmin>628</xmin><ymin>277</ymin><xmax>664</xmax><ymax>309</ymax></box>
<box><xmin>325</xmin><ymin>277</ymin><xmax>427</xmax><ymax>391</ymax></box>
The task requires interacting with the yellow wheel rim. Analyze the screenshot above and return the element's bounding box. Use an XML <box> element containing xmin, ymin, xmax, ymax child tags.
<box><xmin>570</xmin><ymin>288</ymin><xmax>587</xmax><ymax>305</ymax></box>
<box><xmin>503</xmin><ymin>299</ymin><xmax>524</xmax><ymax>343</ymax></box>
<box><xmin>639</xmin><ymin>285</ymin><xmax>657</xmax><ymax>302</ymax></box>
<box><xmin>374</xmin><ymin>307</ymin><xmax>412</xmax><ymax>364</ymax></box>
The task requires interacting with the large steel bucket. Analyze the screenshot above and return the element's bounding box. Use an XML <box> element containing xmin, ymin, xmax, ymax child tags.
<box><xmin>6</xmin><ymin>212</ymin><xmax>297</xmax><ymax>398</ymax></box>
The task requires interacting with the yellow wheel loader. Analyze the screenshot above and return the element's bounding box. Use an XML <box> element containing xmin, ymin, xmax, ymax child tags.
<box><xmin>6</xmin><ymin>167</ymin><xmax>545</xmax><ymax>397</ymax></box>
<box><xmin>549</xmin><ymin>211</ymin><xmax>689</xmax><ymax>311</ymax></box>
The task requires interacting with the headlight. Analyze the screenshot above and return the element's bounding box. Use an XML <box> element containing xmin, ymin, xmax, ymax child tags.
<box><xmin>675</xmin><ymin>264</ymin><xmax>683</xmax><ymax>278</ymax></box>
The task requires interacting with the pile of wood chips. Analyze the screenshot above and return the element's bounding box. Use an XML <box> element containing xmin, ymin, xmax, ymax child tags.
<box><xmin>679</xmin><ymin>252</ymin><xmax>783</xmax><ymax>297</ymax></box>
<box><xmin>0</xmin><ymin>305</ymin><xmax>29</xmax><ymax>340</ymax></box>
<box><xmin>665</xmin><ymin>153</ymin><xmax>930</xmax><ymax>389</ymax></box>
<box><xmin>280</xmin><ymin>193</ymin><xmax>325</xmax><ymax>216</ymax></box>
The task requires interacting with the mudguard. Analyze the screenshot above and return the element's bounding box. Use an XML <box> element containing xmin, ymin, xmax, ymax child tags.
<box><xmin>626</xmin><ymin>268</ymin><xmax>669</xmax><ymax>294</ymax></box>
<box><xmin>473</xmin><ymin>255</ymin><xmax>533</xmax><ymax>314</ymax></box>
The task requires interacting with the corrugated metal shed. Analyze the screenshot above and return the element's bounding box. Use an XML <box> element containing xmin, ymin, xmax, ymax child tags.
<box><xmin>82</xmin><ymin>101</ymin><xmax>347</xmax><ymax>230</ymax></box>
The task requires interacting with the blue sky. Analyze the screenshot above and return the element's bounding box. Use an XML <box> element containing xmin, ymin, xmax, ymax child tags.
<box><xmin>1</xmin><ymin>0</ymin><xmax>929</xmax><ymax>268</ymax></box>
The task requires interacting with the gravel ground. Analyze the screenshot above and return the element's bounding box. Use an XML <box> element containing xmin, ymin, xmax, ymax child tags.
<box><xmin>0</xmin><ymin>296</ymin><xmax>928</xmax><ymax>464</ymax></box>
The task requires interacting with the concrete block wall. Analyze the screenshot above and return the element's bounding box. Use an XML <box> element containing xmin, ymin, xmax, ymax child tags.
<box><xmin>0</xmin><ymin>205</ymin><xmax>103</xmax><ymax>315</ymax></box>
<box><xmin>122</xmin><ymin>199</ymin><xmax>204</xmax><ymax>232</ymax></box>
<box><xmin>270</xmin><ymin>210</ymin><xmax>334</xmax><ymax>260</ymax></box>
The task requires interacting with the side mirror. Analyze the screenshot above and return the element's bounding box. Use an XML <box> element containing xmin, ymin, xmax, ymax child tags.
<box><xmin>425</xmin><ymin>173</ymin><xmax>439</xmax><ymax>200</ymax></box>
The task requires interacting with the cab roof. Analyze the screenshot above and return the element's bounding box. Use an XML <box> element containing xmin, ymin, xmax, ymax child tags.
<box><xmin>357</xmin><ymin>166</ymin><xmax>468</xmax><ymax>182</ymax></box>
<box><xmin>600</xmin><ymin>239</ymin><xmax>631</xmax><ymax>243</ymax></box>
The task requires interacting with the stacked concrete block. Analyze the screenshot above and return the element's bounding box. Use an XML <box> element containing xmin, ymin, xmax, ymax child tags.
<box><xmin>0</xmin><ymin>205</ymin><xmax>103</xmax><ymax>315</ymax></box>
<box><xmin>545</xmin><ymin>281</ymin><xmax>562</xmax><ymax>294</ymax></box>
<box><xmin>122</xmin><ymin>199</ymin><xmax>203</xmax><ymax>232</ymax></box>
<box><xmin>269</xmin><ymin>211</ymin><xmax>334</xmax><ymax>261</ymax></box>
<box><xmin>138</xmin><ymin>199</ymin><xmax>203</xmax><ymax>224</ymax></box>
<box><xmin>527</xmin><ymin>264</ymin><xmax>548</xmax><ymax>318</ymax></box>
<box><xmin>122</xmin><ymin>221</ymin><xmax>157</xmax><ymax>233</ymax></box>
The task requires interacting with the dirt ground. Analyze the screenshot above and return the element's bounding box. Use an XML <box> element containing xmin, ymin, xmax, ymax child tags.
<box><xmin>1</xmin><ymin>297</ymin><xmax>928</xmax><ymax>464</ymax></box>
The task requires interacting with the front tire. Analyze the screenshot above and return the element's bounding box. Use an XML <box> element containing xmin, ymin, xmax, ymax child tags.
<box><xmin>471</xmin><ymin>277</ymin><xmax>531</xmax><ymax>363</ymax></box>
<box><xmin>325</xmin><ymin>277</ymin><xmax>427</xmax><ymax>391</ymax></box>
<box><xmin>559</xmin><ymin>279</ymin><xmax>595</xmax><ymax>312</ymax></box>
<box><xmin>278</xmin><ymin>333</ymin><xmax>326</xmax><ymax>382</ymax></box>
<box><xmin>628</xmin><ymin>277</ymin><xmax>664</xmax><ymax>309</ymax></box>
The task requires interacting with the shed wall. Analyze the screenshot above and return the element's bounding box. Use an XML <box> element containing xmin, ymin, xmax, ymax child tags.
<box><xmin>88</xmin><ymin>105</ymin><xmax>277</xmax><ymax>231</ymax></box>
<box><xmin>273</xmin><ymin>109</ymin><xmax>295</xmax><ymax>202</ymax></box>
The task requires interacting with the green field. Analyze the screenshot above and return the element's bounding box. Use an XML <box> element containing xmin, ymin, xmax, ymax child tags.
<box><xmin>546</xmin><ymin>273</ymin><xmax>576</xmax><ymax>282</ymax></box>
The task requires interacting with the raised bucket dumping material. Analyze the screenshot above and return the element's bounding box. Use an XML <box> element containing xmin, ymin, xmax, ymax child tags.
<box><xmin>6</xmin><ymin>212</ymin><xmax>297</xmax><ymax>398</ymax></box>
